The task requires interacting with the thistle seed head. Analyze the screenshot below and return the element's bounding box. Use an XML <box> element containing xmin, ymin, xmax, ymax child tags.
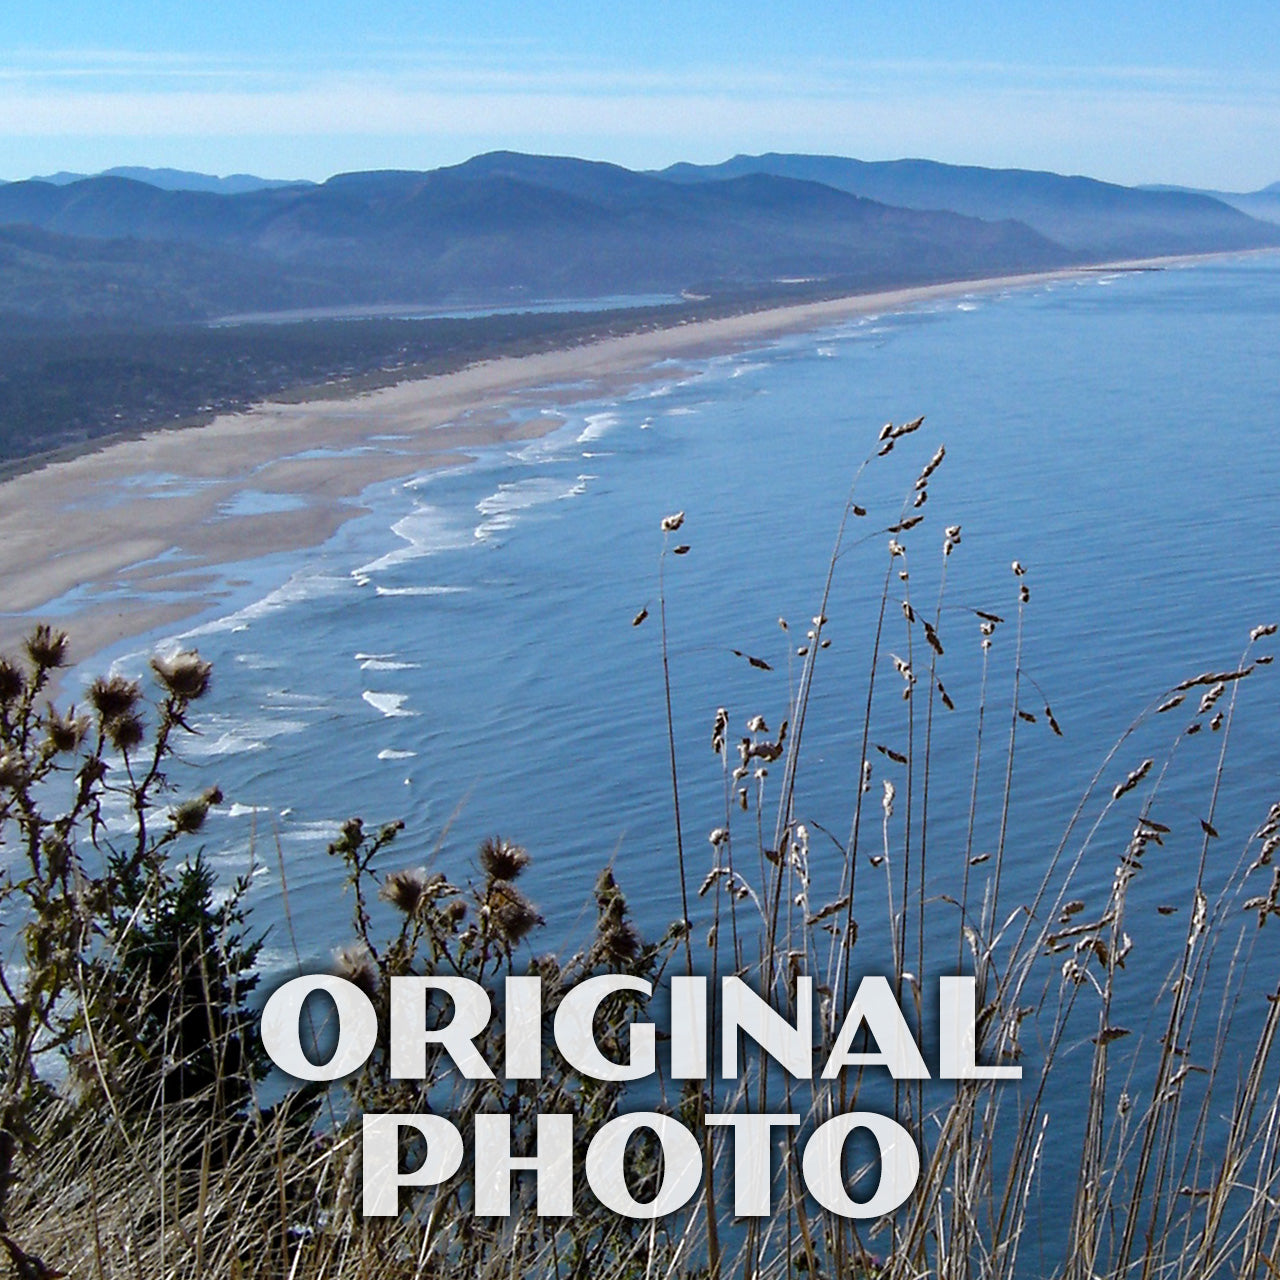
<box><xmin>486</xmin><ymin>880</ymin><xmax>542</xmax><ymax>945</ymax></box>
<box><xmin>599</xmin><ymin>917</ymin><xmax>643</xmax><ymax>965</ymax></box>
<box><xmin>106</xmin><ymin>711</ymin><xmax>145</xmax><ymax>754</ymax></box>
<box><xmin>380</xmin><ymin>867</ymin><xmax>432</xmax><ymax>916</ymax></box>
<box><xmin>24</xmin><ymin>624</ymin><xmax>69</xmax><ymax>671</ymax></box>
<box><xmin>0</xmin><ymin>752</ymin><xmax>26</xmax><ymax>790</ymax></box>
<box><xmin>170</xmin><ymin>787</ymin><xmax>221</xmax><ymax>835</ymax></box>
<box><xmin>479</xmin><ymin>836</ymin><xmax>531</xmax><ymax>881</ymax></box>
<box><xmin>89</xmin><ymin>675</ymin><xmax>141</xmax><ymax>722</ymax></box>
<box><xmin>0</xmin><ymin>659</ymin><xmax>24</xmax><ymax>704</ymax></box>
<box><xmin>150</xmin><ymin>650</ymin><xmax>212</xmax><ymax>701</ymax></box>
<box><xmin>45</xmin><ymin>706</ymin><xmax>89</xmax><ymax>754</ymax></box>
<box><xmin>336</xmin><ymin>944</ymin><xmax>378</xmax><ymax>997</ymax></box>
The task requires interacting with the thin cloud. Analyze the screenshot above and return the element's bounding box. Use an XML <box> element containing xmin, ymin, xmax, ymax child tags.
<box><xmin>4</xmin><ymin>45</ymin><xmax>1273</xmax><ymax>98</ymax></box>
<box><xmin>1</xmin><ymin>51</ymin><xmax>1276</xmax><ymax>189</ymax></box>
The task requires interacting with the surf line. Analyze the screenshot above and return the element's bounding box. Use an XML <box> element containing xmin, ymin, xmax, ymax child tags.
<box><xmin>261</xmin><ymin>970</ymin><xmax>1019</xmax><ymax>1219</ymax></box>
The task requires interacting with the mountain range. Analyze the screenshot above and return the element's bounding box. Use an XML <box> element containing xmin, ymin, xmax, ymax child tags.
<box><xmin>659</xmin><ymin>155</ymin><xmax>1280</xmax><ymax>254</ymax></box>
<box><xmin>17</xmin><ymin>166</ymin><xmax>311</xmax><ymax>195</ymax></box>
<box><xmin>0</xmin><ymin>152</ymin><xmax>1276</xmax><ymax>326</ymax></box>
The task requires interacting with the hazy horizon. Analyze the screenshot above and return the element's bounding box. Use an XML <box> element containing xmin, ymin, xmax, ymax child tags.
<box><xmin>4</xmin><ymin>2</ymin><xmax>1279</xmax><ymax>192</ymax></box>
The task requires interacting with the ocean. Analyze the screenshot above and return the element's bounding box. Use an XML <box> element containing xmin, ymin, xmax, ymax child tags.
<box><xmin>20</xmin><ymin>251</ymin><xmax>1278</xmax><ymax>1258</ymax></box>
<box><xmin>62</xmin><ymin>253</ymin><xmax>1280</xmax><ymax>990</ymax></box>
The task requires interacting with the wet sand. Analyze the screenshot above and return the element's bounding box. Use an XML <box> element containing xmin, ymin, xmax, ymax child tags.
<box><xmin>0</xmin><ymin>257</ymin><xmax>1237</xmax><ymax>664</ymax></box>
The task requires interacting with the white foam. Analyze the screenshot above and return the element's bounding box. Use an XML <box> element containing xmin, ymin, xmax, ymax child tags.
<box><xmin>273</xmin><ymin>819</ymin><xmax>347</xmax><ymax>846</ymax></box>
<box><xmin>355</xmin><ymin>504</ymin><xmax>471</xmax><ymax>576</ymax></box>
<box><xmin>373</xmin><ymin>585</ymin><xmax>470</xmax><ymax>597</ymax></box>
<box><xmin>512</xmin><ymin>436</ymin><xmax>569</xmax><ymax>464</ymax></box>
<box><xmin>635</xmin><ymin>380</ymin><xmax>691</xmax><ymax>400</ymax></box>
<box><xmin>234</xmin><ymin>652</ymin><xmax>280</xmax><ymax>670</ymax></box>
<box><xmin>185</xmin><ymin>713</ymin><xmax>309</xmax><ymax>758</ymax></box>
<box><xmin>181</xmin><ymin>573</ymin><xmax>349</xmax><ymax>638</ymax></box>
<box><xmin>956</xmin><ymin>302</ymin><xmax>979</xmax><ymax>312</ymax></box>
<box><xmin>359</xmin><ymin>658</ymin><xmax>421</xmax><ymax>671</ymax></box>
<box><xmin>578</xmin><ymin>411</ymin><xmax>619</xmax><ymax>443</ymax></box>
<box><xmin>474</xmin><ymin>475</ymin><xmax>589</xmax><ymax>541</ymax></box>
<box><xmin>227</xmin><ymin>802</ymin><xmax>270</xmax><ymax>818</ymax></box>
<box><xmin>730</xmin><ymin>362</ymin><xmax>768</xmax><ymax>378</ymax></box>
<box><xmin>377</xmin><ymin>748</ymin><xmax>418</xmax><ymax>760</ymax></box>
<box><xmin>665</xmin><ymin>406</ymin><xmax>698</xmax><ymax>417</ymax></box>
<box><xmin>263</xmin><ymin>689</ymin><xmax>330</xmax><ymax>709</ymax></box>
<box><xmin>362</xmin><ymin>691</ymin><xmax>415</xmax><ymax>717</ymax></box>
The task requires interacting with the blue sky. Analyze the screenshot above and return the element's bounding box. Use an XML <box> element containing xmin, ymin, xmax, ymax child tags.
<box><xmin>3</xmin><ymin>2</ymin><xmax>1277</xmax><ymax>188</ymax></box>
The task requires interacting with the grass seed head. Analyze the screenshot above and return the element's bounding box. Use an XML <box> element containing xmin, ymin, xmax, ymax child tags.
<box><xmin>712</xmin><ymin>706</ymin><xmax>729</xmax><ymax>754</ymax></box>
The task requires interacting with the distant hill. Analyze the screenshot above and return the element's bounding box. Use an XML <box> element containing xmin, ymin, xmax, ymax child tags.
<box><xmin>0</xmin><ymin>223</ymin><xmax>354</xmax><ymax>324</ymax></box>
<box><xmin>0</xmin><ymin>151</ymin><xmax>1276</xmax><ymax>326</ymax></box>
<box><xmin>658</xmin><ymin>154</ymin><xmax>1280</xmax><ymax>258</ymax></box>
<box><xmin>1141</xmin><ymin>182</ymin><xmax>1280</xmax><ymax>227</ymax></box>
<box><xmin>26</xmin><ymin>167</ymin><xmax>311</xmax><ymax>195</ymax></box>
<box><xmin>0</xmin><ymin>155</ymin><xmax>1071</xmax><ymax>324</ymax></box>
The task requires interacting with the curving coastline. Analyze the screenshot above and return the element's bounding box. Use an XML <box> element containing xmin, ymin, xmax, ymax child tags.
<box><xmin>0</xmin><ymin>253</ymin><xmax>1256</xmax><ymax>665</ymax></box>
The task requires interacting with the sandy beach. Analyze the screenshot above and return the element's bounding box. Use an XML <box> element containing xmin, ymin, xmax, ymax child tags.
<box><xmin>0</xmin><ymin>256</ymin><xmax>1237</xmax><ymax>664</ymax></box>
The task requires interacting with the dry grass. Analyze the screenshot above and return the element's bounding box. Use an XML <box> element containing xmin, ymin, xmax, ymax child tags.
<box><xmin>2</xmin><ymin>420</ymin><xmax>1279</xmax><ymax>1279</ymax></box>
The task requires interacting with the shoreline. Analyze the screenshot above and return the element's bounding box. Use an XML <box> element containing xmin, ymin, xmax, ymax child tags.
<box><xmin>0</xmin><ymin>251</ymin><xmax>1263</xmax><ymax>668</ymax></box>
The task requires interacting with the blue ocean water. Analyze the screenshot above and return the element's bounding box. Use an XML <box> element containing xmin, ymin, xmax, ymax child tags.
<box><xmin>73</xmin><ymin>256</ymin><xmax>1280</xmax><ymax>997</ymax></box>
<box><xmin>16</xmin><ymin>250</ymin><xmax>1273</xmax><ymax>1267</ymax></box>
